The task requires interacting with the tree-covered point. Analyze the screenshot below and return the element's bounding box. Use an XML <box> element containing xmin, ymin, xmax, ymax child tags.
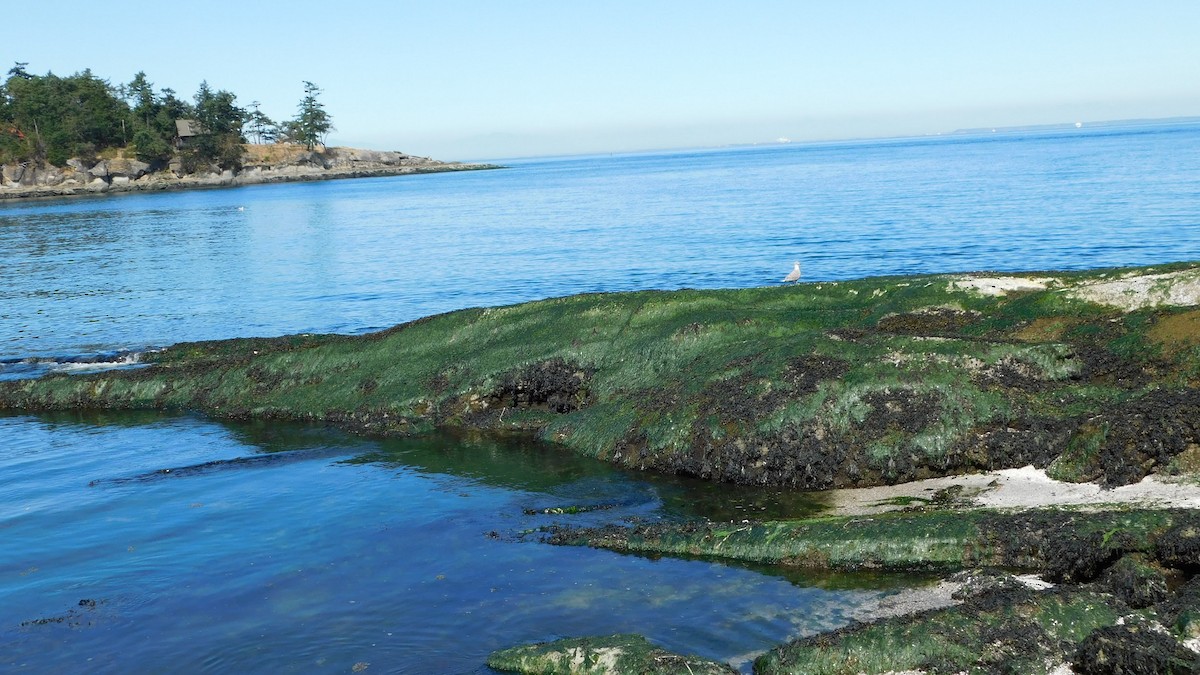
<box><xmin>0</xmin><ymin>62</ymin><xmax>333</xmax><ymax>170</ymax></box>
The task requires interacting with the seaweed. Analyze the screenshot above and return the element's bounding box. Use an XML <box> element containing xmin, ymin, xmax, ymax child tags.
<box><xmin>3</xmin><ymin>262</ymin><xmax>1199</xmax><ymax>491</ymax></box>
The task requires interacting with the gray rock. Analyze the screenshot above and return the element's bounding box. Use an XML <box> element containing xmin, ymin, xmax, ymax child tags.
<box><xmin>107</xmin><ymin>158</ymin><xmax>150</xmax><ymax>179</ymax></box>
<box><xmin>40</xmin><ymin>167</ymin><xmax>66</xmax><ymax>186</ymax></box>
<box><xmin>2</xmin><ymin>163</ymin><xmax>29</xmax><ymax>185</ymax></box>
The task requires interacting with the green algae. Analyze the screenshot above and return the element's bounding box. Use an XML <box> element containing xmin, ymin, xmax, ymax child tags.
<box><xmin>3</xmin><ymin>262</ymin><xmax>1199</xmax><ymax>488</ymax></box>
<box><xmin>550</xmin><ymin>513</ymin><xmax>975</xmax><ymax>572</ymax></box>
<box><xmin>486</xmin><ymin>634</ymin><xmax>737</xmax><ymax>675</ymax></box>
<box><xmin>1046</xmin><ymin>422</ymin><xmax>1108</xmax><ymax>483</ymax></box>
<box><xmin>756</xmin><ymin>589</ymin><xmax>1124</xmax><ymax>675</ymax></box>
<box><xmin>548</xmin><ymin>508</ymin><xmax>1199</xmax><ymax>575</ymax></box>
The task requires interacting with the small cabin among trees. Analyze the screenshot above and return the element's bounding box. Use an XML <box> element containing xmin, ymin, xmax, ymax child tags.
<box><xmin>174</xmin><ymin>119</ymin><xmax>203</xmax><ymax>148</ymax></box>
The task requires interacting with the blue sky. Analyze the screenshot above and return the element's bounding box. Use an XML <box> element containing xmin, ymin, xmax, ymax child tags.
<box><xmin>7</xmin><ymin>1</ymin><xmax>1199</xmax><ymax>160</ymax></box>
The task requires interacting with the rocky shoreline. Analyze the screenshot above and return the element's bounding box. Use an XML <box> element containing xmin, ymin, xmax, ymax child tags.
<box><xmin>529</xmin><ymin>498</ymin><xmax>1200</xmax><ymax>673</ymax></box>
<box><xmin>0</xmin><ymin>146</ymin><xmax>499</xmax><ymax>201</ymax></box>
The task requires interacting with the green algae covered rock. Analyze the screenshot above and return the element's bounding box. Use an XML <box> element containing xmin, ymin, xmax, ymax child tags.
<box><xmin>1073</xmin><ymin>617</ymin><xmax>1200</xmax><ymax>675</ymax></box>
<box><xmin>756</xmin><ymin>588</ymin><xmax>1121</xmax><ymax>675</ymax></box>
<box><xmin>486</xmin><ymin>634</ymin><xmax>737</xmax><ymax>675</ymax></box>
<box><xmin>1100</xmin><ymin>554</ymin><xmax>1171</xmax><ymax>609</ymax></box>
<box><xmin>549</xmin><ymin>508</ymin><xmax>1197</xmax><ymax>575</ymax></box>
<box><xmin>3</xmin><ymin>262</ymin><xmax>1200</xmax><ymax>490</ymax></box>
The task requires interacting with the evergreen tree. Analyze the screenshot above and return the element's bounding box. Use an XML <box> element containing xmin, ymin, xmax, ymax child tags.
<box><xmin>7</xmin><ymin>62</ymin><xmax>32</xmax><ymax>80</ymax></box>
<box><xmin>122</xmin><ymin>72</ymin><xmax>173</xmax><ymax>164</ymax></box>
<box><xmin>1</xmin><ymin>67</ymin><xmax>130</xmax><ymax>165</ymax></box>
<box><xmin>193</xmin><ymin>81</ymin><xmax>243</xmax><ymax>136</ymax></box>
<box><xmin>245</xmin><ymin>101</ymin><xmax>277</xmax><ymax>144</ymax></box>
<box><xmin>187</xmin><ymin>80</ymin><xmax>245</xmax><ymax>170</ymax></box>
<box><xmin>292</xmin><ymin>81</ymin><xmax>333</xmax><ymax>151</ymax></box>
<box><xmin>0</xmin><ymin>63</ymin><xmax>349</xmax><ymax>170</ymax></box>
<box><xmin>125</xmin><ymin>71</ymin><xmax>157</xmax><ymax>126</ymax></box>
<box><xmin>132</xmin><ymin>126</ymin><xmax>172</xmax><ymax>164</ymax></box>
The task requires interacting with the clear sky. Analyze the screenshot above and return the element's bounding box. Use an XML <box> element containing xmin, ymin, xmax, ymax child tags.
<box><xmin>6</xmin><ymin>1</ymin><xmax>1199</xmax><ymax>160</ymax></box>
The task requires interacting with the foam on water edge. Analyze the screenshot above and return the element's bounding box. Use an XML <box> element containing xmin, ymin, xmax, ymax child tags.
<box><xmin>0</xmin><ymin>350</ymin><xmax>152</xmax><ymax>381</ymax></box>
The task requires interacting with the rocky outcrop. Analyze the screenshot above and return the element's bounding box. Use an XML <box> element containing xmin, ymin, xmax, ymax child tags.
<box><xmin>2</xmin><ymin>157</ymin><xmax>153</xmax><ymax>191</ymax></box>
<box><xmin>230</xmin><ymin>147</ymin><xmax>461</xmax><ymax>185</ymax></box>
<box><xmin>3</xmin><ymin>261</ymin><xmax>1199</xmax><ymax>493</ymax></box>
<box><xmin>543</xmin><ymin>512</ymin><xmax>1200</xmax><ymax>674</ymax></box>
<box><xmin>0</xmin><ymin>146</ymin><xmax>497</xmax><ymax>200</ymax></box>
<box><xmin>2</xmin><ymin>162</ymin><xmax>68</xmax><ymax>187</ymax></box>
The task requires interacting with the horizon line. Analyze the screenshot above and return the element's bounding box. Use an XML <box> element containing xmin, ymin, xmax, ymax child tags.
<box><xmin>450</xmin><ymin>114</ymin><xmax>1200</xmax><ymax>164</ymax></box>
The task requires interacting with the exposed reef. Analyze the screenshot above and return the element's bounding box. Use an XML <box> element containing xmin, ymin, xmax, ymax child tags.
<box><xmin>532</xmin><ymin>508</ymin><xmax>1200</xmax><ymax>673</ymax></box>
<box><xmin>3</xmin><ymin>262</ymin><xmax>1198</xmax><ymax>492</ymax></box>
<box><xmin>544</xmin><ymin>508</ymin><xmax>1200</xmax><ymax>578</ymax></box>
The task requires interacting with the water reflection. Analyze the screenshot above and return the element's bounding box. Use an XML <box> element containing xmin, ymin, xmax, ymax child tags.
<box><xmin>1</xmin><ymin>411</ymin><xmax>910</xmax><ymax>673</ymax></box>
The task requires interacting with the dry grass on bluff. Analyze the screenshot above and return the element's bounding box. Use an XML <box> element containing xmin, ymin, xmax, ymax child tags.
<box><xmin>3</xmin><ymin>262</ymin><xmax>1200</xmax><ymax>490</ymax></box>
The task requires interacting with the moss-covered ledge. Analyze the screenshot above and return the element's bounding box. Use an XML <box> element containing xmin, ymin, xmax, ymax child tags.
<box><xmin>756</xmin><ymin>582</ymin><xmax>1200</xmax><ymax>674</ymax></box>
<box><xmin>545</xmin><ymin>507</ymin><xmax>1200</xmax><ymax>577</ymax></box>
<box><xmin>3</xmin><ymin>262</ymin><xmax>1199</xmax><ymax>490</ymax></box>
<box><xmin>538</xmin><ymin>508</ymin><xmax>1200</xmax><ymax>673</ymax></box>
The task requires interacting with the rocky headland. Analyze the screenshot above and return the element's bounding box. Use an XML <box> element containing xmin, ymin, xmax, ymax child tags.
<box><xmin>0</xmin><ymin>144</ymin><xmax>497</xmax><ymax>201</ymax></box>
<box><xmin>3</xmin><ymin>261</ymin><xmax>1200</xmax><ymax>673</ymax></box>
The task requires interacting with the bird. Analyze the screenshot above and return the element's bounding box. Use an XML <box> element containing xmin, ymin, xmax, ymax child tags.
<box><xmin>781</xmin><ymin>261</ymin><xmax>802</xmax><ymax>283</ymax></box>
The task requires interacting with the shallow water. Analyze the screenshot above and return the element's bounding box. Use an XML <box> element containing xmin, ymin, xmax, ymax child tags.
<box><xmin>0</xmin><ymin>412</ymin><xmax>907</xmax><ymax>673</ymax></box>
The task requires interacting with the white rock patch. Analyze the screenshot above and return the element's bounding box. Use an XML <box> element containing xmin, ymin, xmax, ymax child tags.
<box><xmin>566</xmin><ymin>646</ymin><xmax>623</xmax><ymax>672</ymax></box>
<box><xmin>829</xmin><ymin>465</ymin><xmax>1200</xmax><ymax>516</ymax></box>
<box><xmin>1065</xmin><ymin>268</ymin><xmax>1200</xmax><ymax>311</ymax></box>
<box><xmin>949</xmin><ymin>276</ymin><xmax>1058</xmax><ymax>296</ymax></box>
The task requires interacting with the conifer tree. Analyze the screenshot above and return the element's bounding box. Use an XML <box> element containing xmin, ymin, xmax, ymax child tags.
<box><xmin>292</xmin><ymin>81</ymin><xmax>333</xmax><ymax>151</ymax></box>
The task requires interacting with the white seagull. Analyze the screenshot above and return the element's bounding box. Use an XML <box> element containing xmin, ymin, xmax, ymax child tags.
<box><xmin>781</xmin><ymin>261</ymin><xmax>802</xmax><ymax>283</ymax></box>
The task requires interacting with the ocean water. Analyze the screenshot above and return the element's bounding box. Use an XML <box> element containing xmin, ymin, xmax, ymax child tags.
<box><xmin>2</xmin><ymin>123</ymin><xmax>1200</xmax><ymax>672</ymax></box>
<box><xmin>2</xmin><ymin>122</ymin><xmax>1199</xmax><ymax>364</ymax></box>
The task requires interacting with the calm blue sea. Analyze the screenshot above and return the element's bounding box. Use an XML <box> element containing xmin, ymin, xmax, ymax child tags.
<box><xmin>2</xmin><ymin>122</ymin><xmax>1199</xmax><ymax>672</ymax></box>
<box><xmin>3</xmin><ymin>122</ymin><xmax>1199</xmax><ymax>364</ymax></box>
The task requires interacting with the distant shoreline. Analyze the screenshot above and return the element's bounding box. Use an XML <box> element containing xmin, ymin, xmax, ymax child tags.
<box><xmin>0</xmin><ymin>162</ymin><xmax>501</xmax><ymax>203</ymax></box>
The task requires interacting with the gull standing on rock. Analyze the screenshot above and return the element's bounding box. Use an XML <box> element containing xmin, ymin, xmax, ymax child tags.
<box><xmin>781</xmin><ymin>261</ymin><xmax>802</xmax><ymax>283</ymax></box>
